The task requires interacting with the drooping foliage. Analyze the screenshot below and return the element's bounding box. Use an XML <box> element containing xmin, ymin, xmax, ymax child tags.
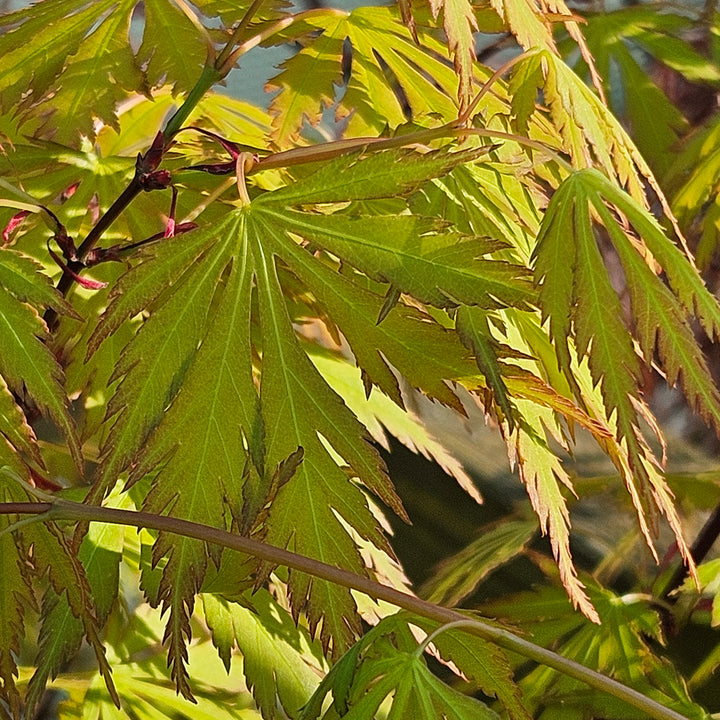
<box><xmin>1</xmin><ymin>0</ymin><xmax>720</xmax><ymax>719</ymax></box>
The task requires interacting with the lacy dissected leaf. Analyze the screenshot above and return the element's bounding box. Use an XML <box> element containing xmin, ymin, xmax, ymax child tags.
<box><xmin>23</xmin><ymin>521</ymin><xmax>118</xmax><ymax>714</ymax></box>
<box><xmin>89</xmin><ymin>143</ymin><xmax>529</xmax><ymax>684</ymax></box>
<box><xmin>533</xmin><ymin>168</ymin><xmax>720</xmax><ymax>567</ymax></box>
<box><xmin>0</xmin><ymin>0</ymin><xmax>148</xmax><ymax>144</ymax></box>
<box><xmin>484</xmin><ymin>584</ymin><xmax>708</xmax><ymax>719</ymax></box>
<box><xmin>511</xmin><ymin>401</ymin><xmax>598</xmax><ymax>622</ymax></box>
<box><xmin>428</xmin><ymin>0</ymin><xmax>477</xmax><ymax>114</ymax></box>
<box><xmin>410</xmin><ymin>618</ymin><xmax>531</xmax><ymax>720</ymax></box>
<box><xmin>87</xmin><ymin>197</ymin><xmax>394</xmax><ymax>686</ymax></box>
<box><xmin>0</xmin><ymin>0</ymin><xmax>277</xmax><ymax>146</ymax></box>
<box><xmin>140</xmin><ymin>0</ymin><xmax>209</xmax><ymax>95</ymax></box>
<box><xmin>301</xmin><ymin>617</ymin><xmax>501</xmax><ymax>720</ymax></box>
<box><xmin>512</xmin><ymin>49</ymin><xmax>662</xmax><ymax>207</ymax></box>
<box><xmin>456</xmin><ymin>306</ymin><xmax>517</xmax><ymax>428</ymax></box>
<box><xmin>267</xmin><ymin>6</ymin><xmax>462</xmax><ymax>142</ymax></box>
<box><xmin>667</xmin><ymin>116</ymin><xmax>720</xmax><ymax>269</ymax></box>
<box><xmin>0</xmin><ymin>469</ymin><xmax>36</xmax><ymax>717</ymax></box>
<box><xmin>568</xmin><ymin>8</ymin><xmax>715</xmax><ymax>175</ymax></box>
<box><xmin>0</xmin><ymin>248</ymin><xmax>81</xmax><ymax>469</ymax></box>
<box><xmin>420</xmin><ymin>519</ymin><xmax>537</xmax><ymax>607</ymax></box>
<box><xmin>203</xmin><ymin>591</ymin><xmax>325</xmax><ymax>718</ymax></box>
<box><xmin>251</xmin><ymin>232</ymin><xmax>394</xmax><ymax>654</ymax></box>
<box><xmin>258</xmin><ymin>150</ymin><xmax>533</xmax><ymax>313</ymax></box>
<box><xmin>309</xmin><ymin>351</ymin><xmax>475</xmax><ymax>495</ymax></box>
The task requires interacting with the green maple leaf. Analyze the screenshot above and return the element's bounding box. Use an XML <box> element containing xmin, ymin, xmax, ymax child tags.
<box><xmin>0</xmin><ymin>0</ymin><xmax>274</xmax><ymax>146</ymax></box>
<box><xmin>0</xmin><ymin>0</ymin><xmax>144</xmax><ymax>144</ymax></box>
<box><xmin>409</xmin><ymin>617</ymin><xmax>531</xmax><ymax>720</ymax></box>
<box><xmin>511</xmin><ymin>49</ymin><xmax>665</xmax><ymax>208</ymax></box>
<box><xmin>140</xmin><ymin>0</ymin><xmax>209</xmax><ymax>95</ymax></box>
<box><xmin>428</xmin><ymin>0</ymin><xmax>477</xmax><ymax>115</ymax></box>
<box><xmin>300</xmin><ymin>616</ymin><xmax>504</xmax><ymax>720</ymax></box>
<box><xmin>666</xmin><ymin>116</ymin><xmax>720</xmax><ymax>270</ymax></box>
<box><xmin>0</xmin><ymin>248</ymin><xmax>81</xmax><ymax>469</ymax></box>
<box><xmin>23</xmin><ymin>520</ymin><xmax>118</xmax><ymax>715</ymax></box>
<box><xmin>563</xmin><ymin>7</ymin><xmax>720</xmax><ymax>176</ymax></box>
<box><xmin>487</xmin><ymin>0</ymin><xmax>555</xmax><ymax>50</ymax></box>
<box><xmin>484</xmin><ymin>584</ymin><xmax>708</xmax><ymax>719</ymax></box>
<box><xmin>203</xmin><ymin>590</ymin><xmax>326</xmax><ymax>717</ymax></box>
<box><xmin>0</xmin><ymin>469</ymin><xmax>37</xmax><ymax>717</ymax></box>
<box><xmin>420</xmin><ymin>519</ymin><xmax>537</xmax><ymax>608</ymax></box>
<box><xmin>267</xmin><ymin>6</ymin><xmax>463</xmax><ymax>142</ymax></box>
<box><xmin>534</xmin><ymin>168</ymin><xmax>720</xmax><ymax>565</ymax></box>
<box><xmin>88</xmin><ymin>144</ymin><xmax>531</xmax><ymax>692</ymax></box>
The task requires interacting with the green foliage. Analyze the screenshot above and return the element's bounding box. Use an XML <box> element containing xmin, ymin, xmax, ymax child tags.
<box><xmin>2</xmin><ymin>1</ymin><xmax>720</xmax><ymax>720</ymax></box>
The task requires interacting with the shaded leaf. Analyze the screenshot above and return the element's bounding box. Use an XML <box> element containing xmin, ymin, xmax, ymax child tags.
<box><xmin>420</xmin><ymin>519</ymin><xmax>537</xmax><ymax>607</ymax></box>
<box><xmin>0</xmin><ymin>248</ymin><xmax>81</xmax><ymax>470</ymax></box>
<box><xmin>203</xmin><ymin>591</ymin><xmax>326</xmax><ymax>718</ymax></box>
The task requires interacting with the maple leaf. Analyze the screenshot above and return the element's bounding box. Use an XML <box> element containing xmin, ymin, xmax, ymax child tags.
<box><xmin>568</xmin><ymin>8</ymin><xmax>713</xmax><ymax>175</ymax></box>
<box><xmin>533</xmin><ymin>168</ymin><xmax>720</xmax><ymax>568</ymax></box>
<box><xmin>420</xmin><ymin>519</ymin><xmax>538</xmax><ymax>608</ymax></box>
<box><xmin>0</xmin><ymin>0</ymin><xmax>274</xmax><ymax>146</ymax></box>
<box><xmin>0</xmin><ymin>468</ymin><xmax>37</xmax><ymax>717</ymax></box>
<box><xmin>267</xmin><ymin>6</ymin><xmax>463</xmax><ymax>143</ymax></box>
<box><xmin>511</xmin><ymin>401</ymin><xmax>598</xmax><ymax>622</ymax></box>
<box><xmin>511</xmin><ymin>49</ymin><xmax>667</xmax><ymax>209</ymax></box>
<box><xmin>0</xmin><ymin>0</ymin><xmax>145</xmax><ymax>144</ymax></box>
<box><xmin>22</xmin><ymin>520</ymin><xmax>118</xmax><ymax>715</ymax></box>
<box><xmin>300</xmin><ymin>615</ymin><xmax>506</xmax><ymax>719</ymax></box>
<box><xmin>0</xmin><ymin>248</ymin><xmax>82</xmax><ymax>470</ymax></box>
<box><xmin>203</xmin><ymin>590</ymin><xmax>326</xmax><ymax>717</ymax></box>
<box><xmin>140</xmin><ymin>0</ymin><xmax>209</xmax><ymax>95</ymax></box>
<box><xmin>87</xmin><ymin>144</ymin><xmax>532</xmax><ymax>690</ymax></box>
<box><xmin>428</xmin><ymin>0</ymin><xmax>477</xmax><ymax>115</ymax></box>
<box><xmin>483</xmin><ymin>583</ymin><xmax>709</xmax><ymax>719</ymax></box>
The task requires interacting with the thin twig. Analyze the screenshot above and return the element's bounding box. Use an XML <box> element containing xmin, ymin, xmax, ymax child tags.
<box><xmin>459</xmin><ymin>50</ymin><xmax>534</xmax><ymax>125</ymax></box>
<box><xmin>215</xmin><ymin>0</ymin><xmax>267</xmax><ymax>70</ymax></box>
<box><xmin>219</xmin><ymin>8</ymin><xmax>345</xmax><ymax>76</ymax></box>
<box><xmin>0</xmin><ymin>499</ymin><xmax>689</xmax><ymax>720</ymax></box>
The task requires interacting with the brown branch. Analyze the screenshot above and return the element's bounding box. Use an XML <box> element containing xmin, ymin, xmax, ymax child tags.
<box><xmin>0</xmin><ymin>499</ymin><xmax>689</xmax><ymax>720</ymax></box>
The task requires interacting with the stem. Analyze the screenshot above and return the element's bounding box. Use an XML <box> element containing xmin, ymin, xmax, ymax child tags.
<box><xmin>215</xmin><ymin>0</ymin><xmax>266</xmax><ymax>70</ymax></box>
<box><xmin>0</xmin><ymin>499</ymin><xmax>689</xmax><ymax>720</ymax></box>
<box><xmin>253</xmin><ymin>125</ymin><xmax>572</xmax><ymax>174</ymax></box>
<box><xmin>218</xmin><ymin>8</ymin><xmax>344</xmax><ymax>76</ymax></box>
<box><xmin>44</xmin><ymin>177</ymin><xmax>144</xmax><ymax>329</ymax></box>
<box><xmin>163</xmin><ymin>65</ymin><xmax>223</xmax><ymax>140</ymax></box>
<box><xmin>661</xmin><ymin>502</ymin><xmax>720</xmax><ymax>598</ymax></box>
<box><xmin>459</xmin><ymin>50</ymin><xmax>534</xmax><ymax>124</ymax></box>
<box><xmin>45</xmin><ymin>58</ymin><xmax>225</xmax><ymax>319</ymax></box>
